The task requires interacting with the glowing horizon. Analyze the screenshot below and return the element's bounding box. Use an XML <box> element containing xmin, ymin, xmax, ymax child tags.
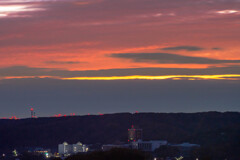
<box><xmin>62</xmin><ymin>74</ymin><xmax>240</xmax><ymax>80</ymax></box>
<box><xmin>2</xmin><ymin>74</ymin><xmax>240</xmax><ymax>81</ymax></box>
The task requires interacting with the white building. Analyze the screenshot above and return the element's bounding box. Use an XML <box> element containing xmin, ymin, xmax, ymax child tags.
<box><xmin>58</xmin><ymin>142</ymin><xmax>88</xmax><ymax>155</ymax></box>
<box><xmin>131</xmin><ymin>140</ymin><xmax>168</xmax><ymax>152</ymax></box>
<box><xmin>73</xmin><ymin>142</ymin><xmax>88</xmax><ymax>153</ymax></box>
<box><xmin>58</xmin><ymin>142</ymin><xmax>72</xmax><ymax>155</ymax></box>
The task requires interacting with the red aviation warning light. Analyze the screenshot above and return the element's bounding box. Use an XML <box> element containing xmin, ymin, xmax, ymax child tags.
<box><xmin>98</xmin><ymin>112</ymin><xmax>104</xmax><ymax>116</ymax></box>
<box><xmin>9</xmin><ymin>116</ymin><xmax>18</xmax><ymax>120</ymax></box>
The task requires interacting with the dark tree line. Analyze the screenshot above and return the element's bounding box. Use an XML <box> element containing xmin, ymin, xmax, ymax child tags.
<box><xmin>66</xmin><ymin>148</ymin><xmax>151</xmax><ymax>160</ymax></box>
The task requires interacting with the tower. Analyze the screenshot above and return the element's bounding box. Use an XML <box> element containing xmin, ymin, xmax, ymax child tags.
<box><xmin>31</xmin><ymin>108</ymin><xmax>34</xmax><ymax>118</ymax></box>
<box><xmin>30</xmin><ymin>108</ymin><xmax>36</xmax><ymax>118</ymax></box>
<box><xmin>128</xmin><ymin>125</ymin><xmax>143</xmax><ymax>142</ymax></box>
<box><xmin>128</xmin><ymin>112</ymin><xmax>142</xmax><ymax>142</ymax></box>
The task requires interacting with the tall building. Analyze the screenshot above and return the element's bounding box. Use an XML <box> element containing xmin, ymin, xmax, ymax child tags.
<box><xmin>58</xmin><ymin>142</ymin><xmax>72</xmax><ymax>155</ymax></box>
<box><xmin>128</xmin><ymin>125</ymin><xmax>143</xmax><ymax>142</ymax></box>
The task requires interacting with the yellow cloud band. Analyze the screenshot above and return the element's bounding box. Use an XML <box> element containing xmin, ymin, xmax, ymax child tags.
<box><xmin>62</xmin><ymin>74</ymin><xmax>240</xmax><ymax>80</ymax></box>
<box><xmin>2</xmin><ymin>74</ymin><xmax>240</xmax><ymax>80</ymax></box>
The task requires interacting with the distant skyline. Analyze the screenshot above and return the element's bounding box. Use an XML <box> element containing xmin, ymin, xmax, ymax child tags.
<box><xmin>0</xmin><ymin>0</ymin><xmax>240</xmax><ymax>118</ymax></box>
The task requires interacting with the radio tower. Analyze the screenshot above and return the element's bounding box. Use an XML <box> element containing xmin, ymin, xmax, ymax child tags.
<box><xmin>30</xmin><ymin>108</ymin><xmax>35</xmax><ymax>118</ymax></box>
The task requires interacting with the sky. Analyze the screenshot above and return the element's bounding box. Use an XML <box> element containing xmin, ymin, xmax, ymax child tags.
<box><xmin>0</xmin><ymin>0</ymin><xmax>240</xmax><ymax>118</ymax></box>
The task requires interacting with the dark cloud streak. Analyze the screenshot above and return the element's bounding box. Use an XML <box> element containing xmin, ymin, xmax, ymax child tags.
<box><xmin>162</xmin><ymin>46</ymin><xmax>204</xmax><ymax>51</ymax></box>
<box><xmin>45</xmin><ymin>61</ymin><xmax>84</xmax><ymax>65</ymax></box>
<box><xmin>110</xmin><ymin>53</ymin><xmax>240</xmax><ymax>64</ymax></box>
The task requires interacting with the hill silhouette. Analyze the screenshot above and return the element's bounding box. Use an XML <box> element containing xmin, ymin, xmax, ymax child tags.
<box><xmin>0</xmin><ymin>112</ymin><xmax>239</xmax><ymax>153</ymax></box>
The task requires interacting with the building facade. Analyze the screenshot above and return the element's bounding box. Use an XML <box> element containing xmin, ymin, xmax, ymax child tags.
<box><xmin>131</xmin><ymin>140</ymin><xmax>168</xmax><ymax>152</ymax></box>
<box><xmin>58</xmin><ymin>142</ymin><xmax>88</xmax><ymax>155</ymax></box>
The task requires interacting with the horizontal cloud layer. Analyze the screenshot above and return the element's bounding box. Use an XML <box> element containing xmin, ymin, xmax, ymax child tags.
<box><xmin>162</xmin><ymin>46</ymin><xmax>204</xmax><ymax>51</ymax></box>
<box><xmin>0</xmin><ymin>0</ymin><xmax>240</xmax><ymax>80</ymax></box>
<box><xmin>1</xmin><ymin>66</ymin><xmax>240</xmax><ymax>79</ymax></box>
<box><xmin>45</xmin><ymin>61</ymin><xmax>84</xmax><ymax>64</ymax></box>
<box><xmin>110</xmin><ymin>53</ymin><xmax>240</xmax><ymax>64</ymax></box>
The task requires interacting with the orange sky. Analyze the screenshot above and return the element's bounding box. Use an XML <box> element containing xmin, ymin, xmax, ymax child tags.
<box><xmin>0</xmin><ymin>0</ymin><xmax>240</xmax><ymax>80</ymax></box>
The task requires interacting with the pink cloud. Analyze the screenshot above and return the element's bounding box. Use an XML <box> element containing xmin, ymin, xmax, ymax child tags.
<box><xmin>0</xmin><ymin>0</ymin><xmax>239</xmax><ymax>71</ymax></box>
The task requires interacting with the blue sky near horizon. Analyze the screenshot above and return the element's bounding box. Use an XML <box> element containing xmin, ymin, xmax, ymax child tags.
<box><xmin>0</xmin><ymin>79</ymin><xmax>239</xmax><ymax>118</ymax></box>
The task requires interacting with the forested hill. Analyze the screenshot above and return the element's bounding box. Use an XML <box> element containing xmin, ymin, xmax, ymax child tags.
<box><xmin>0</xmin><ymin>112</ymin><xmax>239</xmax><ymax>152</ymax></box>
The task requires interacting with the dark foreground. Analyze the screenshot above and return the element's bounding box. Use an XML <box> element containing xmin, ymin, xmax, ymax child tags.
<box><xmin>0</xmin><ymin>112</ymin><xmax>239</xmax><ymax>159</ymax></box>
